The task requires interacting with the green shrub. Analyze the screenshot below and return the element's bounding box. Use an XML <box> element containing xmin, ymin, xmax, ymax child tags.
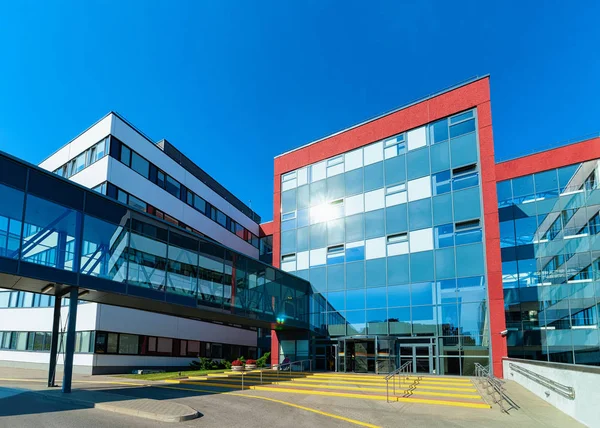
<box><xmin>256</xmin><ymin>352</ymin><xmax>270</xmax><ymax>368</ymax></box>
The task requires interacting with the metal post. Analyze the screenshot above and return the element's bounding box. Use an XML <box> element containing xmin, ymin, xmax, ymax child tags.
<box><xmin>241</xmin><ymin>372</ymin><xmax>244</xmax><ymax>391</ymax></box>
<box><xmin>47</xmin><ymin>293</ymin><xmax>61</xmax><ymax>387</ymax></box>
<box><xmin>62</xmin><ymin>288</ymin><xmax>78</xmax><ymax>393</ymax></box>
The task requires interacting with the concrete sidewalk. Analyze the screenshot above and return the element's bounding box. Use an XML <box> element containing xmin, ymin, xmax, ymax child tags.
<box><xmin>33</xmin><ymin>388</ymin><xmax>199</xmax><ymax>423</ymax></box>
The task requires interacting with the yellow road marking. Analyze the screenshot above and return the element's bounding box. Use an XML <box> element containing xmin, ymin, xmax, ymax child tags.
<box><xmin>157</xmin><ymin>384</ymin><xmax>381</xmax><ymax>427</ymax></box>
<box><xmin>0</xmin><ymin>377</ymin><xmax>380</xmax><ymax>428</ymax></box>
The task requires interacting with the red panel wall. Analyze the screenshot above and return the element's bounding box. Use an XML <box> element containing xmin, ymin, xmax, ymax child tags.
<box><xmin>271</xmin><ymin>77</ymin><xmax>508</xmax><ymax>374</ymax></box>
<box><xmin>496</xmin><ymin>137</ymin><xmax>600</xmax><ymax>181</ymax></box>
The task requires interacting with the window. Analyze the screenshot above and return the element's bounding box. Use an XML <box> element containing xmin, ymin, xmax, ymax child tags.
<box><xmin>131</xmin><ymin>152</ymin><xmax>150</xmax><ymax>178</ymax></box>
<box><xmin>187</xmin><ymin>190</ymin><xmax>194</xmax><ymax>206</ymax></box>
<box><xmin>120</xmin><ymin>145</ymin><xmax>132</xmax><ymax>166</ymax></box>
<box><xmin>455</xmin><ymin>220</ymin><xmax>482</xmax><ymax>245</ymax></box>
<box><xmin>435</xmin><ymin>224</ymin><xmax>454</xmax><ymax>248</ymax></box>
<box><xmin>107</xmin><ymin>333</ymin><xmax>118</xmax><ymax>353</ymax></box>
<box><xmin>165</xmin><ymin>175</ymin><xmax>181</xmax><ymax>198</ymax></box>
<box><xmin>430</xmin><ymin>118</ymin><xmax>449</xmax><ymax>144</ymax></box>
<box><xmin>157</xmin><ymin>170</ymin><xmax>166</xmax><ymax>189</ymax></box>
<box><xmin>117</xmin><ymin>189</ymin><xmax>128</xmax><ymax>204</ymax></box>
<box><xmin>327</xmin><ymin>245</ymin><xmax>344</xmax><ymax>265</ymax></box>
<box><xmin>157</xmin><ymin>337</ymin><xmax>173</xmax><ymax>353</ymax></box>
<box><xmin>118</xmin><ymin>334</ymin><xmax>139</xmax><ymax>354</ymax></box>
<box><xmin>432</xmin><ymin>170</ymin><xmax>451</xmax><ymax>195</ymax></box>
<box><xmin>216</xmin><ymin>210</ymin><xmax>227</xmax><ymax>228</ymax></box>
<box><xmin>452</xmin><ymin>164</ymin><xmax>478</xmax><ymax>191</ymax></box>
<box><xmin>194</xmin><ymin>195</ymin><xmax>206</xmax><ymax>214</ymax></box>
<box><xmin>384</xmin><ymin>134</ymin><xmax>406</xmax><ymax>158</ymax></box>
<box><xmin>128</xmin><ymin>194</ymin><xmax>147</xmax><ymax>212</ymax></box>
<box><xmin>387</xmin><ymin>233</ymin><xmax>407</xmax><ymax>244</ymax></box>
<box><xmin>449</xmin><ymin>111</ymin><xmax>475</xmax><ymax>138</ymax></box>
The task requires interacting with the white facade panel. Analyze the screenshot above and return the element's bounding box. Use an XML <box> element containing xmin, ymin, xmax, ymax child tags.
<box><xmin>344</xmin><ymin>148</ymin><xmax>363</xmax><ymax>172</ymax></box>
<box><xmin>363</xmin><ymin>142</ymin><xmax>383</xmax><ymax>166</ymax></box>
<box><xmin>309</xmin><ymin>248</ymin><xmax>326</xmax><ymax>266</ymax></box>
<box><xmin>95</xmin><ymin>305</ymin><xmax>257</xmax><ymax>347</ymax></box>
<box><xmin>345</xmin><ymin>194</ymin><xmax>364</xmax><ymax>216</ymax></box>
<box><xmin>296</xmin><ymin>251</ymin><xmax>309</xmax><ymax>270</ymax></box>
<box><xmin>364</xmin><ymin>189</ymin><xmax>385</xmax><ymax>212</ymax></box>
<box><xmin>68</xmin><ymin>155</ymin><xmax>109</xmax><ymax>189</ymax></box>
<box><xmin>407</xmin><ymin>126</ymin><xmax>427</xmax><ymax>151</ymax></box>
<box><xmin>365</xmin><ymin>237</ymin><xmax>386</xmax><ymax>260</ymax></box>
<box><xmin>108</xmin><ymin>159</ymin><xmax>258</xmax><ymax>257</ymax></box>
<box><xmin>110</xmin><ymin>114</ymin><xmax>259</xmax><ymax>235</ymax></box>
<box><xmin>409</xmin><ymin>228</ymin><xmax>433</xmax><ymax>253</ymax></box>
<box><xmin>407</xmin><ymin>176</ymin><xmax>432</xmax><ymax>202</ymax></box>
<box><xmin>0</xmin><ymin>304</ymin><xmax>98</xmax><ymax>333</ymax></box>
<box><xmin>39</xmin><ymin>115</ymin><xmax>113</xmax><ymax>172</ymax></box>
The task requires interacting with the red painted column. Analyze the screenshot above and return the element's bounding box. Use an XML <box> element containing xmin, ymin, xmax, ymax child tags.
<box><xmin>478</xmin><ymin>99</ymin><xmax>507</xmax><ymax>378</ymax></box>
<box><xmin>270</xmin><ymin>329</ymin><xmax>279</xmax><ymax>366</ymax></box>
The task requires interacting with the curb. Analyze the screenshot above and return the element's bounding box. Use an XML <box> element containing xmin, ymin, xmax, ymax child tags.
<box><xmin>33</xmin><ymin>390</ymin><xmax>200</xmax><ymax>423</ymax></box>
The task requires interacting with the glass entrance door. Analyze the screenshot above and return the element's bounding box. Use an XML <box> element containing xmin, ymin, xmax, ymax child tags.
<box><xmin>354</xmin><ymin>341</ymin><xmax>368</xmax><ymax>373</ymax></box>
<box><xmin>398</xmin><ymin>344</ymin><xmax>434</xmax><ymax>374</ymax></box>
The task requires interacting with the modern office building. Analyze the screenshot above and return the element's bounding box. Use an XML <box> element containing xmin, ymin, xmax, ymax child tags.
<box><xmin>1</xmin><ymin>75</ymin><xmax>599</xmax><ymax>378</ymax></box>
<box><xmin>0</xmin><ymin>113</ymin><xmax>268</xmax><ymax>374</ymax></box>
<box><xmin>269</xmin><ymin>76</ymin><xmax>600</xmax><ymax>377</ymax></box>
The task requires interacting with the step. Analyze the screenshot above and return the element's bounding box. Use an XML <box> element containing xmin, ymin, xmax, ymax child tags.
<box><xmin>249</xmin><ymin>385</ymin><xmax>490</xmax><ymax>409</ymax></box>
<box><xmin>311</xmin><ymin>373</ymin><xmax>472</xmax><ymax>383</ymax></box>
<box><xmin>285</xmin><ymin>377</ymin><xmax>475</xmax><ymax>388</ymax></box>
<box><xmin>277</xmin><ymin>382</ymin><xmax>483</xmax><ymax>399</ymax></box>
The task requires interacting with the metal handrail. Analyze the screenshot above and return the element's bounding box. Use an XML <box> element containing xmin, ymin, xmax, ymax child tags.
<box><xmin>385</xmin><ymin>361</ymin><xmax>412</xmax><ymax>403</ymax></box>
<box><xmin>508</xmin><ymin>363</ymin><xmax>575</xmax><ymax>400</ymax></box>
<box><xmin>277</xmin><ymin>358</ymin><xmax>313</xmax><ymax>380</ymax></box>
<box><xmin>474</xmin><ymin>363</ymin><xmax>520</xmax><ymax>413</ymax></box>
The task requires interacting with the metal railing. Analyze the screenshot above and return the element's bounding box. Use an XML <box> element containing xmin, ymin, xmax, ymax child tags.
<box><xmin>277</xmin><ymin>359</ymin><xmax>313</xmax><ymax>380</ymax></box>
<box><xmin>385</xmin><ymin>361</ymin><xmax>414</xmax><ymax>403</ymax></box>
<box><xmin>474</xmin><ymin>363</ymin><xmax>520</xmax><ymax>413</ymax></box>
<box><xmin>508</xmin><ymin>363</ymin><xmax>575</xmax><ymax>400</ymax></box>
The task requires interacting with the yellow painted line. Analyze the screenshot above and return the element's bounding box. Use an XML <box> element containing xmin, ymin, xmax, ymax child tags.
<box><xmin>156</xmin><ymin>384</ymin><xmax>380</xmax><ymax>427</ymax></box>
<box><xmin>251</xmin><ymin>385</ymin><xmax>490</xmax><ymax>409</ymax></box>
<box><xmin>287</xmin><ymin>378</ymin><xmax>475</xmax><ymax>389</ymax></box>
<box><xmin>279</xmin><ymin>382</ymin><xmax>482</xmax><ymax>399</ymax></box>
<box><xmin>311</xmin><ymin>374</ymin><xmax>472</xmax><ymax>383</ymax></box>
<box><xmin>0</xmin><ymin>377</ymin><xmax>380</xmax><ymax>427</ymax></box>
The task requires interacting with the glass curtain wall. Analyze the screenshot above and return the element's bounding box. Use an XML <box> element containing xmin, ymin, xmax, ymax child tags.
<box><xmin>279</xmin><ymin>108</ymin><xmax>490</xmax><ymax>375</ymax></box>
<box><xmin>0</xmin><ymin>155</ymin><xmax>310</xmax><ymax>329</ymax></box>
<box><xmin>498</xmin><ymin>160</ymin><xmax>600</xmax><ymax>365</ymax></box>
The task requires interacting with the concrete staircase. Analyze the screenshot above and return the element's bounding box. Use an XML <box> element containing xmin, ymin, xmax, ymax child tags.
<box><xmin>165</xmin><ymin>371</ymin><xmax>491</xmax><ymax>409</ymax></box>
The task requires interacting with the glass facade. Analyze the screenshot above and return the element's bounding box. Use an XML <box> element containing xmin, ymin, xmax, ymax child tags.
<box><xmin>498</xmin><ymin>160</ymin><xmax>600</xmax><ymax>365</ymax></box>
<box><xmin>0</xmin><ymin>154</ymin><xmax>311</xmax><ymax>330</ymax></box>
<box><xmin>280</xmin><ymin>109</ymin><xmax>490</xmax><ymax>374</ymax></box>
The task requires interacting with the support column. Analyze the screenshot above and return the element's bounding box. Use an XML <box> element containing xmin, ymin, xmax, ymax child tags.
<box><xmin>62</xmin><ymin>288</ymin><xmax>78</xmax><ymax>393</ymax></box>
<box><xmin>47</xmin><ymin>293</ymin><xmax>61</xmax><ymax>387</ymax></box>
<box><xmin>270</xmin><ymin>329</ymin><xmax>279</xmax><ymax>367</ymax></box>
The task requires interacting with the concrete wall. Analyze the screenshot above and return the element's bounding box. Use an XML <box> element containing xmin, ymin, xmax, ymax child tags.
<box><xmin>503</xmin><ymin>358</ymin><xmax>600</xmax><ymax>428</ymax></box>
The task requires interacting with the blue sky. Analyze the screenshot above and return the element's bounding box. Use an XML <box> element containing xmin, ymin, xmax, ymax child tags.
<box><xmin>0</xmin><ymin>1</ymin><xmax>598</xmax><ymax>221</ymax></box>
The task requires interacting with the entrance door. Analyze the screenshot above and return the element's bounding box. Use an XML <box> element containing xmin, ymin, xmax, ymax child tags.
<box><xmin>325</xmin><ymin>344</ymin><xmax>338</xmax><ymax>371</ymax></box>
<box><xmin>398</xmin><ymin>344</ymin><xmax>434</xmax><ymax>374</ymax></box>
<box><xmin>354</xmin><ymin>341</ymin><xmax>368</xmax><ymax>373</ymax></box>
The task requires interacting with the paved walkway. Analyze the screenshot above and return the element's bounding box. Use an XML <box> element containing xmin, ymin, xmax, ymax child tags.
<box><xmin>0</xmin><ymin>367</ymin><xmax>584</xmax><ymax>427</ymax></box>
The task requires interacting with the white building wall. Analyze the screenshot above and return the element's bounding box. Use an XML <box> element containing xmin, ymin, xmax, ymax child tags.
<box><xmin>38</xmin><ymin>115</ymin><xmax>113</xmax><ymax>172</ymax></box>
<box><xmin>503</xmin><ymin>358</ymin><xmax>600</xmax><ymax>428</ymax></box>
<box><xmin>107</xmin><ymin>158</ymin><xmax>258</xmax><ymax>256</ymax></box>
<box><xmin>68</xmin><ymin>155</ymin><xmax>110</xmax><ymax>189</ymax></box>
<box><xmin>96</xmin><ymin>305</ymin><xmax>257</xmax><ymax>347</ymax></box>
<box><xmin>110</xmin><ymin>114</ymin><xmax>259</xmax><ymax>236</ymax></box>
<box><xmin>0</xmin><ymin>303</ymin><xmax>98</xmax><ymax>333</ymax></box>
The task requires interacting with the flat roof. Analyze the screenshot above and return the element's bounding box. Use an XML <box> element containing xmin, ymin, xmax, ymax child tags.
<box><xmin>275</xmin><ymin>74</ymin><xmax>490</xmax><ymax>159</ymax></box>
